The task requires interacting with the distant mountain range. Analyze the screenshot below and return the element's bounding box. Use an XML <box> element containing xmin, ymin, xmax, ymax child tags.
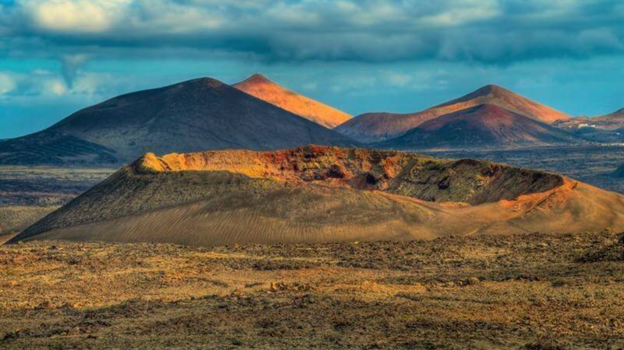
<box><xmin>553</xmin><ymin>107</ymin><xmax>624</xmax><ymax>143</ymax></box>
<box><xmin>0</xmin><ymin>77</ymin><xmax>356</xmax><ymax>165</ymax></box>
<box><xmin>377</xmin><ymin>104</ymin><xmax>581</xmax><ymax>150</ymax></box>
<box><xmin>335</xmin><ymin>84</ymin><xmax>572</xmax><ymax>143</ymax></box>
<box><xmin>0</xmin><ymin>74</ymin><xmax>618</xmax><ymax>166</ymax></box>
<box><xmin>558</xmin><ymin>107</ymin><xmax>624</xmax><ymax>129</ymax></box>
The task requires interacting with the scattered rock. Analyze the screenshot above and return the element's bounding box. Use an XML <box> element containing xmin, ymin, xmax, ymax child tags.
<box><xmin>35</xmin><ymin>301</ymin><xmax>53</xmax><ymax>310</ymax></box>
<box><xmin>463</xmin><ymin>277</ymin><xmax>481</xmax><ymax>286</ymax></box>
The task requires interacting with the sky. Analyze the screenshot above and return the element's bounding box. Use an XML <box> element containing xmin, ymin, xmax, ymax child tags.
<box><xmin>0</xmin><ymin>0</ymin><xmax>623</xmax><ymax>139</ymax></box>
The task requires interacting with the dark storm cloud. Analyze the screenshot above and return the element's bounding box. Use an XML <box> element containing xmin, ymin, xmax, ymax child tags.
<box><xmin>1</xmin><ymin>0</ymin><xmax>623</xmax><ymax>65</ymax></box>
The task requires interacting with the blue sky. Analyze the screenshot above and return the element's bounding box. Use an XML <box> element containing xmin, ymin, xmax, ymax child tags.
<box><xmin>0</xmin><ymin>0</ymin><xmax>623</xmax><ymax>138</ymax></box>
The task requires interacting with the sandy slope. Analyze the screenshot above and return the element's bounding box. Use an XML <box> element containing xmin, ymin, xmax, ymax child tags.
<box><xmin>10</xmin><ymin>146</ymin><xmax>624</xmax><ymax>247</ymax></box>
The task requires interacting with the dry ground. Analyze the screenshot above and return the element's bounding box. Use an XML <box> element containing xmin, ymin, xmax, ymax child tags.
<box><xmin>2</xmin><ymin>231</ymin><xmax>624</xmax><ymax>349</ymax></box>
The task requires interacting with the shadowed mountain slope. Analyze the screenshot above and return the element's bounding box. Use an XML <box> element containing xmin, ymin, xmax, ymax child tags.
<box><xmin>378</xmin><ymin>104</ymin><xmax>581</xmax><ymax>150</ymax></box>
<box><xmin>234</xmin><ymin>74</ymin><xmax>352</xmax><ymax>128</ymax></box>
<box><xmin>0</xmin><ymin>78</ymin><xmax>356</xmax><ymax>165</ymax></box>
<box><xmin>336</xmin><ymin>84</ymin><xmax>572</xmax><ymax>143</ymax></box>
<box><xmin>11</xmin><ymin>146</ymin><xmax>624</xmax><ymax>247</ymax></box>
<box><xmin>0</xmin><ymin>132</ymin><xmax>117</xmax><ymax>165</ymax></box>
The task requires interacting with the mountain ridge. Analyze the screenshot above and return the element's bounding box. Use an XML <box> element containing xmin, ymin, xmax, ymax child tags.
<box><xmin>335</xmin><ymin>84</ymin><xmax>572</xmax><ymax>143</ymax></box>
<box><xmin>378</xmin><ymin>104</ymin><xmax>582</xmax><ymax>150</ymax></box>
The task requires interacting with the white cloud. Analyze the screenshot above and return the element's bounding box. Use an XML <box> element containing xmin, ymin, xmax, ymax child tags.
<box><xmin>45</xmin><ymin>79</ymin><xmax>68</xmax><ymax>96</ymax></box>
<box><xmin>21</xmin><ymin>0</ymin><xmax>131</xmax><ymax>34</ymax></box>
<box><xmin>420</xmin><ymin>0</ymin><xmax>500</xmax><ymax>27</ymax></box>
<box><xmin>0</xmin><ymin>73</ymin><xmax>17</xmax><ymax>95</ymax></box>
<box><xmin>126</xmin><ymin>0</ymin><xmax>224</xmax><ymax>34</ymax></box>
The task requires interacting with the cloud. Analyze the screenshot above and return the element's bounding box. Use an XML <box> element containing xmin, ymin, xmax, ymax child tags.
<box><xmin>0</xmin><ymin>73</ymin><xmax>17</xmax><ymax>95</ymax></box>
<box><xmin>60</xmin><ymin>53</ymin><xmax>88</xmax><ymax>87</ymax></box>
<box><xmin>21</xmin><ymin>0</ymin><xmax>131</xmax><ymax>34</ymax></box>
<box><xmin>44</xmin><ymin>79</ymin><xmax>67</xmax><ymax>96</ymax></box>
<box><xmin>420</xmin><ymin>0</ymin><xmax>500</xmax><ymax>27</ymax></box>
<box><xmin>0</xmin><ymin>67</ymin><xmax>126</xmax><ymax>101</ymax></box>
<box><xmin>0</xmin><ymin>0</ymin><xmax>622</xmax><ymax>66</ymax></box>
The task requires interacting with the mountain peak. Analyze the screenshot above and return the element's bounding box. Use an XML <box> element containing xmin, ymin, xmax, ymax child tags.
<box><xmin>175</xmin><ymin>77</ymin><xmax>225</xmax><ymax>90</ymax></box>
<box><xmin>242</xmin><ymin>73</ymin><xmax>273</xmax><ymax>85</ymax></box>
<box><xmin>432</xmin><ymin>84</ymin><xmax>514</xmax><ymax>109</ymax></box>
<box><xmin>469</xmin><ymin>84</ymin><xmax>513</xmax><ymax>98</ymax></box>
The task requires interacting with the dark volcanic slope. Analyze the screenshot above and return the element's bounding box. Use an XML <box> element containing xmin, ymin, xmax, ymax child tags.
<box><xmin>0</xmin><ymin>132</ymin><xmax>117</xmax><ymax>165</ymax></box>
<box><xmin>379</xmin><ymin>104</ymin><xmax>580</xmax><ymax>150</ymax></box>
<box><xmin>0</xmin><ymin>78</ymin><xmax>356</xmax><ymax>165</ymax></box>
<box><xmin>336</xmin><ymin>84</ymin><xmax>572</xmax><ymax>143</ymax></box>
<box><xmin>11</xmin><ymin>145</ymin><xmax>624</xmax><ymax>247</ymax></box>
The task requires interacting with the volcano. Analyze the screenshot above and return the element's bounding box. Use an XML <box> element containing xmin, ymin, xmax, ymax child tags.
<box><xmin>378</xmin><ymin>104</ymin><xmax>581</xmax><ymax>150</ymax></box>
<box><xmin>10</xmin><ymin>145</ymin><xmax>623</xmax><ymax>247</ymax></box>
<box><xmin>0</xmin><ymin>77</ymin><xmax>356</xmax><ymax>165</ymax></box>
<box><xmin>336</xmin><ymin>84</ymin><xmax>572</xmax><ymax>143</ymax></box>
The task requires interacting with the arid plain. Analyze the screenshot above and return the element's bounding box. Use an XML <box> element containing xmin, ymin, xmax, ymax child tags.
<box><xmin>2</xmin><ymin>231</ymin><xmax>624</xmax><ymax>349</ymax></box>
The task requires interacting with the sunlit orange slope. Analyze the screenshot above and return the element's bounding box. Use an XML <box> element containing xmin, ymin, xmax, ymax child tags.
<box><xmin>336</xmin><ymin>84</ymin><xmax>572</xmax><ymax>143</ymax></box>
<box><xmin>234</xmin><ymin>74</ymin><xmax>352</xmax><ymax>129</ymax></box>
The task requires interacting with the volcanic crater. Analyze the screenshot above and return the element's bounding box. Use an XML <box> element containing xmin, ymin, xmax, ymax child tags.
<box><xmin>10</xmin><ymin>146</ymin><xmax>624</xmax><ymax>246</ymax></box>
